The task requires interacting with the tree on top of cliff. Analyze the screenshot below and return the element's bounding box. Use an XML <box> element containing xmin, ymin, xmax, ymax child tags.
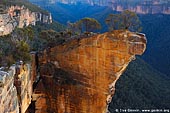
<box><xmin>106</xmin><ymin>10</ymin><xmax>142</xmax><ymax>32</ymax></box>
<box><xmin>105</xmin><ymin>14</ymin><xmax>121</xmax><ymax>31</ymax></box>
<box><xmin>66</xmin><ymin>18</ymin><xmax>101</xmax><ymax>37</ymax></box>
<box><xmin>75</xmin><ymin>17</ymin><xmax>101</xmax><ymax>34</ymax></box>
<box><xmin>67</xmin><ymin>17</ymin><xmax>101</xmax><ymax>35</ymax></box>
<box><xmin>14</xmin><ymin>40</ymin><xmax>31</xmax><ymax>62</ymax></box>
<box><xmin>0</xmin><ymin>30</ymin><xmax>31</xmax><ymax>67</ymax></box>
<box><xmin>67</xmin><ymin>21</ymin><xmax>80</xmax><ymax>36</ymax></box>
<box><xmin>39</xmin><ymin>30</ymin><xmax>65</xmax><ymax>48</ymax></box>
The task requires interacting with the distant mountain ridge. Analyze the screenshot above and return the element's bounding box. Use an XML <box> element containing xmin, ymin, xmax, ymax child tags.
<box><xmin>29</xmin><ymin>0</ymin><xmax>170</xmax><ymax>14</ymax></box>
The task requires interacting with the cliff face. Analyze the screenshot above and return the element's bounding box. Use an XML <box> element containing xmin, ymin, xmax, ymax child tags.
<box><xmin>0</xmin><ymin>5</ymin><xmax>52</xmax><ymax>36</ymax></box>
<box><xmin>36</xmin><ymin>30</ymin><xmax>146</xmax><ymax>113</ymax></box>
<box><xmin>0</xmin><ymin>67</ymin><xmax>19</xmax><ymax>113</ymax></box>
<box><xmin>110</xmin><ymin>2</ymin><xmax>170</xmax><ymax>14</ymax></box>
<box><xmin>0</xmin><ymin>53</ymin><xmax>36</xmax><ymax>113</ymax></box>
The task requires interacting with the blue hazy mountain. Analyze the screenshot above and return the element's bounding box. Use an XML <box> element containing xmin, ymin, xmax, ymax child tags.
<box><xmin>30</xmin><ymin>0</ymin><xmax>170</xmax><ymax>14</ymax></box>
<box><xmin>29</xmin><ymin>0</ymin><xmax>170</xmax><ymax>5</ymax></box>
<box><xmin>28</xmin><ymin>1</ymin><xmax>115</xmax><ymax>25</ymax></box>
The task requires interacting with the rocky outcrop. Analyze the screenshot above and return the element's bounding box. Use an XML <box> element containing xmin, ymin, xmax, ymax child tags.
<box><xmin>36</xmin><ymin>30</ymin><xmax>146</xmax><ymax>113</ymax></box>
<box><xmin>0</xmin><ymin>13</ymin><xmax>17</xmax><ymax>36</ymax></box>
<box><xmin>0</xmin><ymin>30</ymin><xmax>146</xmax><ymax>113</ymax></box>
<box><xmin>0</xmin><ymin>66</ymin><xmax>19</xmax><ymax>113</ymax></box>
<box><xmin>0</xmin><ymin>53</ymin><xmax>37</xmax><ymax>113</ymax></box>
<box><xmin>14</xmin><ymin>63</ymin><xmax>33</xmax><ymax>113</ymax></box>
<box><xmin>0</xmin><ymin>5</ymin><xmax>52</xmax><ymax>36</ymax></box>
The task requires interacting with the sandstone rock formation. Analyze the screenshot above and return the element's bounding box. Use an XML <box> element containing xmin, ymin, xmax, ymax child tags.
<box><xmin>111</xmin><ymin>0</ymin><xmax>170</xmax><ymax>14</ymax></box>
<box><xmin>0</xmin><ymin>5</ymin><xmax>52</xmax><ymax>36</ymax></box>
<box><xmin>0</xmin><ymin>53</ymin><xmax>37</xmax><ymax>113</ymax></box>
<box><xmin>0</xmin><ymin>30</ymin><xmax>146</xmax><ymax>113</ymax></box>
<box><xmin>0</xmin><ymin>13</ymin><xmax>17</xmax><ymax>36</ymax></box>
<box><xmin>14</xmin><ymin>64</ymin><xmax>33</xmax><ymax>113</ymax></box>
<box><xmin>36</xmin><ymin>30</ymin><xmax>146</xmax><ymax>113</ymax></box>
<box><xmin>0</xmin><ymin>66</ymin><xmax>19</xmax><ymax>113</ymax></box>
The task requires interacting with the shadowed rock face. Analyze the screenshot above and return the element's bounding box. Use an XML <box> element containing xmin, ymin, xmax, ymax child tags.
<box><xmin>35</xmin><ymin>30</ymin><xmax>146</xmax><ymax>113</ymax></box>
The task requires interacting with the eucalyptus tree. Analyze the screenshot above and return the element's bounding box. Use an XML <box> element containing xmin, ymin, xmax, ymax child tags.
<box><xmin>76</xmin><ymin>17</ymin><xmax>101</xmax><ymax>33</ymax></box>
<box><xmin>106</xmin><ymin>10</ymin><xmax>142</xmax><ymax>32</ymax></box>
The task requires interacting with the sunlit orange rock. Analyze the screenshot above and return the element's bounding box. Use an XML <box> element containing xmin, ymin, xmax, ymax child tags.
<box><xmin>37</xmin><ymin>30</ymin><xmax>146</xmax><ymax>113</ymax></box>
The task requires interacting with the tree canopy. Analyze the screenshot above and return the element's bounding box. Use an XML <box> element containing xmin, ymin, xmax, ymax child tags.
<box><xmin>67</xmin><ymin>17</ymin><xmax>101</xmax><ymax>35</ymax></box>
<box><xmin>0</xmin><ymin>26</ymin><xmax>35</xmax><ymax>67</ymax></box>
<box><xmin>106</xmin><ymin>10</ymin><xmax>142</xmax><ymax>32</ymax></box>
<box><xmin>77</xmin><ymin>17</ymin><xmax>101</xmax><ymax>33</ymax></box>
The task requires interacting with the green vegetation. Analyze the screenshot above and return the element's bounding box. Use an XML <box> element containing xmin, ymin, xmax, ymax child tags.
<box><xmin>0</xmin><ymin>20</ymin><xmax>65</xmax><ymax>67</ymax></box>
<box><xmin>32</xmin><ymin>21</ymin><xmax>66</xmax><ymax>35</ymax></box>
<box><xmin>109</xmin><ymin>57</ymin><xmax>170</xmax><ymax>112</ymax></box>
<box><xmin>67</xmin><ymin>17</ymin><xmax>101</xmax><ymax>35</ymax></box>
<box><xmin>14</xmin><ymin>40</ymin><xmax>31</xmax><ymax>62</ymax></box>
<box><xmin>11</xmin><ymin>26</ymin><xmax>34</xmax><ymax>43</ymax></box>
<box><xmin>0</xmin><ymin>26</ymin><xmax>33</xmax><ymax>67</ymax></box>
<box><xmin>0</xmin><ymin>0</ymin><xmax>66</xmax><ymax>67</ymax></box>
<box><xmin>140</xmin><ymin>14</ymin><xmax>170</xmax><ymax>76</ymax></box>
<box><xmin>76</xmin><ymin>17</ymin><xmax>101</xmax><ymax>33</ymax></box>
<box><xmin>106</xmin><ymin>10</ymin><xmax>142</xmax><ymax>32</ymax></box>
<box><xmin>0</xmin><ymin>35</ymin><xmax>15</xmax><ymax>67</ymax></box>
<box><xmin>38</xmin><ymin>29</ymin><xmax>65</xmax><ymax>48</ymax></box>
<box><xmin>0</xmin><ymin>0</ymin><xmax>48</xmax><ymax>14</ymax></box>
<box><xmin>0</xmin><ymin>8</ymin><xmax>129</xmax><ymax>68</ymax></box>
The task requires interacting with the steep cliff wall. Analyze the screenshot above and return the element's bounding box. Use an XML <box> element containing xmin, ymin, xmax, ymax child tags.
<box><xmin>110</xmin><ymin>4</ymin><xmax>170</xmax><ymax>14</ymax></box>
<box><xmin>0</xmin><ymin>53</ymin><xmax>37</xmax><ymax>113</ymax></box>
<box><xmin>0</xmin><ymin>66</ymin><xmax>19</xmax><ymax>113</ymax></box>
<box><xmin>0</xmin><ymin>5</ymin><xmax>52</xmax><ymax>36</ymax></box>
<box><xmin>14</xmin><ymin>64</ymin><xmax>33</xmax><ymax>113</ymax></box>
<box><xmin>36</xmin><ymin>30</ymin><xmax>146</xmax><ymax>113</ymax></box>
<box><xmin>110</xmin><ymin>0</ymin><xmax>170</xmax><ymax>14</ymax></box>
